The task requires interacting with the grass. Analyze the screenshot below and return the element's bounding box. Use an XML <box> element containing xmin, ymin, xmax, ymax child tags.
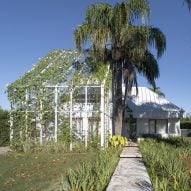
<box><xmin>0</xmin><ymin>144</ymin><xmax>121</xmax><ymax>191</ymax></box>
<box><xmin>0</xmin><ymin>151</ymin><xmax>96</xmax><ymax>191</ymax></box>
<box><xmin>139</xmin><ymin>137</ymin><xmax>191</xmax><ymax>191</ymax></box>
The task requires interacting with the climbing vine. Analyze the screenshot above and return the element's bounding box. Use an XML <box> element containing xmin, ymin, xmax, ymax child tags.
<box><xmin>7</xmin><ymin>49</ymin><xmax>112</xmax><ymax>148</ymax></box>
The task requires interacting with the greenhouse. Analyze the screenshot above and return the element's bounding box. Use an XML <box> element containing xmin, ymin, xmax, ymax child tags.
<box><xmin>7</xmin><ymin>49</ymin><xmax>113</xmax><ymax>149</ymax></box>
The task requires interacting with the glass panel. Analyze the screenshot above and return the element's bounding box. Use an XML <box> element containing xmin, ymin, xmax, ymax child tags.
<box><xmin>156</xmin><ymin>120</ymin><xmax>167</xmax><ymax>134</ymax></box>
<box><xmin>149</xmin><ymin>120</ymin><xmax>156</xmax><ymax>134</ymax></box>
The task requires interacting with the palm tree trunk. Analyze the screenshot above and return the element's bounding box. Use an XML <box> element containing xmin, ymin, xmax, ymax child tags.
<box><xmin>114</xmin><ymin>61</ymin><xmax>123</xmax><ymax>135</ymax></box>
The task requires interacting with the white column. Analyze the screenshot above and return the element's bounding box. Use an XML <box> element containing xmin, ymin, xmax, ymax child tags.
<box><xmin>39</xmin><ymin>100</ymin><xmax>43</xmax><ymax>145</ymax></box>
<box><xmin>109</xmin><ymin>90</ymin><xmax>113</xmax><ymax>136</ymax></box>
<box><xmin>69</xmin><ymin>89</ymin><xmax>73</xmax><ymax>151</ymax></box>
<box><xmin>10</xmin><ymin>103</ymin><xmax>13</xmax><ymax>141</ymax></box>
<box><xmin>100</xmin><ymin>84</ymin><xmax>105</xmax><ymax>147</ymax></box>
<box><xmin>54</xmin><ymin>85</ymin><xmax>58</xmax><ymax>142</ymax></box>
<box><xmin>25</xmin><ymin>89</ymin><xmax>28</xmax><ymax>139</ymax></box>
<box><xmin>109</xmin><ymin>105</ymin><xmax>113</xmax><ymax>136</ymax></box>
<box><xmin>83</xmin><ymin>117</ymin><xmax>88</xmax><ymax>148</ymax></box>
<box><xmin>84</xmin><ymin>86</ymin><xmax>88</xmax><ymax>148</ymax></box>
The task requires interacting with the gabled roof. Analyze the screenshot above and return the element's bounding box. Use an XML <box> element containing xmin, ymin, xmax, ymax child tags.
<box><xmin>7</xmin><ymin>49</ymin><xmax>111</xmax><ymax>96</ymax></box>
<box><xmin>127</xmin><ymin>87</ymin><xmax>183</xmax><ymax>119</ymax></box>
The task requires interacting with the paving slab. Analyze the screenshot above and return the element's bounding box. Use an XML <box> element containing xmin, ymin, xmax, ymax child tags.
<box><xmin>120</xmin><ymin>147</ymin><xmax>142</xmax><ymax>158</ymax></box>
<box><xmin>126</xmin><ymin>142</ymin><xmax>138</xmax><ymax>147</ymax></box>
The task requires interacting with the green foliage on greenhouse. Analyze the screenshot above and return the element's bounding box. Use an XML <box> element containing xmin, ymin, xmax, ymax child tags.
<box><xmin>7</xmin><ymin>49</ymin><xmax>112</xmax><ymax>144</ymax></box>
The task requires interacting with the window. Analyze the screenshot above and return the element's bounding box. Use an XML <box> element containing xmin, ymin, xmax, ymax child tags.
<box><xmin>156</xmin><ymin>119</ymin><xmax>168</xmax><ymax>134</ymax></box>
<box><xmin>149</xmin><ymin>119</ymin><xmax>168</xmax><ymax>134</ymax></box>
<box><xmin>149</xmin><ymin>120</ymin><xmax>156</xmax><ymax>134</ymax></box>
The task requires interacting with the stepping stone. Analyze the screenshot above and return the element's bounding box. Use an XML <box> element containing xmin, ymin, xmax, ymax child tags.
<box><xmin>120</xmin><ymin>147</ymin><xmax>142</xmax><ymax>158</ymax></box>
<box><xmin>126</xmin><ymin>142</ymin><xmax>138</xmax><ymax>147</ymax></box>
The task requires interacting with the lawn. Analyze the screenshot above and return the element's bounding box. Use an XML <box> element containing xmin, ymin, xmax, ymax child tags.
<box><xmin>139</xmin><ymin>137</ymin><xmax>191</xmax><ymax>190</ymax></box>
<box><xmin>0</xmin><ymin>151</ymin><xmax>96</xmax><ymax>191</ymax></box>
<box><xmin>0</xmin><ymin>144</ymin><xmax>121</xmax><ymax>191</ymax></box>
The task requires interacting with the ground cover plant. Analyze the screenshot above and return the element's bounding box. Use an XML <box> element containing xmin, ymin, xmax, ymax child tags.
<box><xmin>0</xmin><ymin>143</ymin><xmax>120</xmax><ymax>191</ymax></box>
<box><xmin>63</xmin><ymin>147</ymin><xmax>121</xmax><ymax>191</ymax></box>
<box><xmin>139</xmin><ymin>137</ymin><xmax>191</xmax><ymax>191</ymax></box>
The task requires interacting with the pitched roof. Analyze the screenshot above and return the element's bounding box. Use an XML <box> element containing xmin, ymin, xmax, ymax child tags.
<box><xmin>126</xmin><ymin>87</ymin><xmax>182</xmax><ymax>119</ymax></box>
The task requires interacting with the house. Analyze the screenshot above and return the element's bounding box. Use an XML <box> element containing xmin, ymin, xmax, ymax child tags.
<box><xmin>8</xmin><ymin>49</ymin><xmax>184</xmax><ymax>149</ymax></box>
<box><xmin>123</xmin><ymin>87</ymin><xmax>183</xmax><ymax>138</ymax></box>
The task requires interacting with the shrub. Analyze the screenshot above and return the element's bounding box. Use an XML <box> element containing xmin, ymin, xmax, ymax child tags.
<box><xmin>109</xmin><ymin>135</ymin><xmax>128</xmax><ymax>147</ymax></box>
<box><xmin>10</xmin><ymin>138</ymin><xmax>69</xmax><ymax>153</ymax></box>
<box><xmin>0</xmin><ymin>108</ymin><xmax>9</xmax><ymax>146</ymax></box>
<box><xmin>10</xmin><ymin>138</ymin><xmax>24</xmax><ymax>152</ymax></box>
<box><xmin>180</xmin><ymin>121</ymin><xmax>191</xmax><ymax>129</ymax></box>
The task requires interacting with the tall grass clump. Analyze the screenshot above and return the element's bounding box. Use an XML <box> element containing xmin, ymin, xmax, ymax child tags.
<box><xmin>63</xmin><ymin>148</ymin><xmax>121</xmax><ymax>191</ymax></box>
<box><xmin>139</xmin><ymin>138</ymin><xmax>191</xmax><ymax>191</ymax></box>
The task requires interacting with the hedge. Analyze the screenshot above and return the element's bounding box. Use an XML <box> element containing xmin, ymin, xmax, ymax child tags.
<box><xmin>180</xmin><ymin>121</ymin><xmax>191</xmax><ymax>129</ymax></box>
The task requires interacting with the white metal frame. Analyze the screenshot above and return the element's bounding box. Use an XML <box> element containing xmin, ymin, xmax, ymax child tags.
<box><xmin>10</xmin><ymin>83</ymin><xmax>112</xmax><ymax>149</ymax></box>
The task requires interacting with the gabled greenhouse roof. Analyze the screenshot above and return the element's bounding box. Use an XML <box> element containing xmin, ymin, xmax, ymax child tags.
<box><xmin>8</xmin><ymin>49</ymin><xmax>111</xmax><ymax>91</ymax></box>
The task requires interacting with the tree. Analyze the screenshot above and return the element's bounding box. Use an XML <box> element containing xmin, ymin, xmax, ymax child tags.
<box><xmin>74</xmin><ymin>0</ymin><xmax>166</xmax><ymax>135</ymax></box>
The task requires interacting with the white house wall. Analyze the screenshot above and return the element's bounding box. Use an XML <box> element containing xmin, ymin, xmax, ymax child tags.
<box><xmin>136</xmin><ymin>118</ymin><xmax>181</xmax><ymax>137</ymax></box>
<box><xmin>168</xmin><ymin>119</ymin><xmax>181</xmax><ymax>136</ymax></box>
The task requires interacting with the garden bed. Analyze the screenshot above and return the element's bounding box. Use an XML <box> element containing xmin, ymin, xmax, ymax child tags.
<box><xmin>139</xmin><ymin>137</ymin><xmax>191</xmax><ymax>190</ymax></box>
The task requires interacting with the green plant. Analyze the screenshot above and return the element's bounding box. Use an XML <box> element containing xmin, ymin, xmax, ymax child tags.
<box><xmin>31</xmin><ymin>141</ymin><xmax>68</xmax><ymax>154</ymax></box>
<box><xmin>139</xmin><ymin>138</ymin><xmax>191</xmax><ymax>190</ymax></box>
<box><xmin>58</xmin><ymin>119</ymin><xmax>71</xmax><ymax>144</ymax></box>
<box><xmin>180</xmin><ymin>121</ymin><xmax>191</xmax><ymax>129</ymax></box>
<box><xmin>7</xmin><ymin>49</ymin><xmax>112</xmax><ymax>150</ymax></box>
<box><xmin>109</xmin><ymin>135</ymin><xmax>128</xmax><ymax>147</ymax></box>
<box><xmin>10</xmin><ymin>138</ymin><xmax>24</xmax><ymax>152</ymax></box>
<box><xmin>65</xmin><ymin>148</ymin><xmax>121</xmax><ymax>191</ymax></box>
<box><xmin>0</xmin><ymin>108</ymin><xmax>10</xmax><ymax>146</ymax></box>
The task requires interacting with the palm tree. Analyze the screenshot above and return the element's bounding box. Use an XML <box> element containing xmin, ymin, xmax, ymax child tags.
<box><xmin>74</xmin><ymin>0</ymin><xmax>166</xmax><ymax>135</ymax></box>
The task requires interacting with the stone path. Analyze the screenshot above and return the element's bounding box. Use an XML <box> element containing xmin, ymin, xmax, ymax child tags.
<box><xmin>106</xmin><ymin>143</ymin><xmax>153</xmax><ymax>191</ymax></box>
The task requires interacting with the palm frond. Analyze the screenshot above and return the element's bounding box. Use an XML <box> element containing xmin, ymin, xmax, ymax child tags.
<box><xmin>86</xmin><ymin>3</ymin><xmax>113</xmax><ymax>27</ymax></box>
<box><xmin>128</xmin><ymin>0</ymin><xmax>150</xmax><ymax>20</ymax></box>
<box><xmin>148</xmin><ymin>27</ymin><xmax>166</xmax><ymax>58</ymax></box>
<box><xmin>135</xmin><ymin>50</ymin><xmax>159</xmax><ymax>88</ymax></box>
<box><xmin>184</xmin><ymin>0</ymin><xmax>191</xmax><ymax>11</ymax></box>
<box><xmin>74</xmin><ymin>24</ymin><xmax>92</xmax><ymax>52</ymax></box>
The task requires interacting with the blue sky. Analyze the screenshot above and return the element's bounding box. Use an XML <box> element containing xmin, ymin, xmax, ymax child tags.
<box><xmin>0</xmin><ymin>0</ymin><xmax>191</xmax><ymax>112</ymax></box>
